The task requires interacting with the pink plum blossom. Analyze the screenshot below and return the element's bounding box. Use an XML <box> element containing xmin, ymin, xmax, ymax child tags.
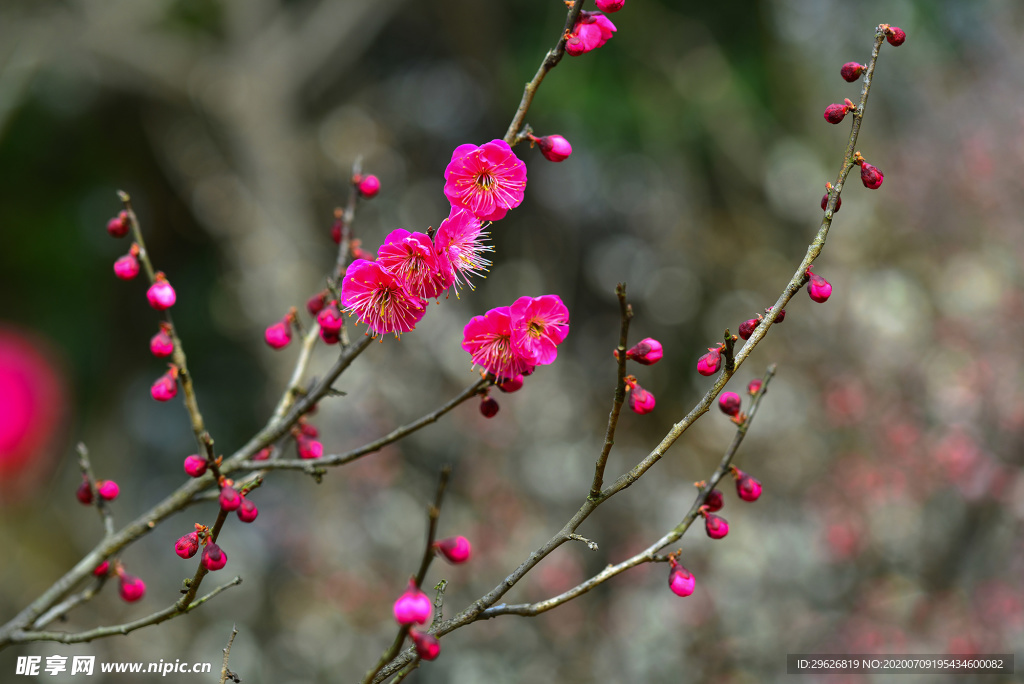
<box><xmin>434</xmin><ymin>208</ymin><xmax>491</xmax><ymax>291</ymax></box>
<box><xmin>443</xmin><ymin>140</ymin><xmax>526</xmax><ymax>222</ymax></box>
<box><xmin>341</xmin><ymin>259</ymin><xmax>427</xmax><ymax>337</ymax></box>
<box><xmin>510</xmin><ymin>295</ymin><xmax>569</xmax><ymax>366</ymax></box>
<box><xmin>377</xmin><ymin>229</ymin><xmax>451</xmax><ymax>300</ymax></box>
<box><xmin>462</xmin><ymin>307</ymin><xmax>534</xmax><ymax>381</ymax></box>
<box><xmin>566</xmin><ymin>11</ymin><xmax>617</xmax><ymax>56</ymax></box>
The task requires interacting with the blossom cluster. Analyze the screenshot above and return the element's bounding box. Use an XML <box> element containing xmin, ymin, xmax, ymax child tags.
<box><xmin>462</xmin><ymin>295</ymin><xmax>569</xmax><ymax>382</ymax></box>
<box><xmin>338</xmin><ymin>139</ymin><xmax>527</xmax><ymax>337</ymax></box>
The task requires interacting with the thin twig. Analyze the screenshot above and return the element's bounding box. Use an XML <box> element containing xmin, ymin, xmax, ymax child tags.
<box><xmin>334</xmin><ymin>157</ymin><xmax>361</xmax><ymax>279</ymax></box>
<box><xmin>77</xmin><ymin>443</ymin><xmax>114</xmax><ymax>539</ymax></box>
<box><xmin>177</xmin><ymin>508</ymin><xmax>229</xmax><ymax>610</ymax></box>
<box><xmin>219</xmin><ymin>624</ymin><xmax>239</xmax><ymax>684</ymax></box>
<box><xmin>236</xmin><ymin>378</ymin><xmax>490</xmax><ymax>473</ymax></box>
<box><xmin>119</xmin><ymin>190</ymin><xmax>210</xmax><ymax>452</ymax></box>
<box><xmin>503</xmin><ymin>0</ymin><xmax>586</xmax><ymax>145</ymax></box>
<box><xmin>31</xmin><ymin>577</ymin><xmax>107</xmax><ymax>631</ymax></box>
<box><xmin>590</xmin><ymin>283</ymin><xmax>632</xmax><ymax>500</ymax></box>
<box><xmin>362</xmin><ymin>467</ymin><xmax>452</xmax><ymax>684</ymax></box>
<box><xmin>10</xmin><ymin>577</ymin><xmax>242</xmax><ymax>645</ymax></box>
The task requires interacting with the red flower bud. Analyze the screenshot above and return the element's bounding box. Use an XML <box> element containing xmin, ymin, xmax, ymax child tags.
<box><xmin>355</xmin><ymin>174</ymin><xmax>380</xmax><ymax>199</ymax></box>
<box><xmin>703</xmin><ymin>489</ymin><xmax>724</xmax><ymax>512</ymax></box>
<box><xmin>106</xmin><ymin>211</ymin><xmax>130</xmax><ymax>238</ymax></box>
<box><xmin>704</xmin><ymin>512</ymin><xmax>729</xmax><ymax>539</ymax></box>
<box><xmin>410</xmin><ymin>628</ymin><xmax>441</xmax><ymax>660</ymax></box>
<box><xmin>118</xmin><ymin>573</ymin><xmax>146</xmax><ymax>602</ymax></box>
<box><xmin>860</xmin><ymin>161</ymin><xmax>884</xmax><ymax>189</ymax></box>
<box><xmin>840</xmin><ymin>62</ymin><xmax>865</xmax><ymax>82</ymax></box>
<box><xmin>718</xmin><ymin>391</ymin><xmax>741</xmax><ymax>417</ymax></box>
<box><xmin>146</xmin><ymin>273</ymin><xmax>177</xmax><ymax>310</ymax></box>
<box><xmin>624</xmin><ymin>338</ymin><xmax>663</xmax><ymax>365</ymax></box>
<box><xmin>537</xmin><ymin>135</ymin><xmax>573</xmax><ymax>162</ymax></box>
<box><xmin>820</xmin><ymin>193</ymin><xmax>841</xmax><ymax>213</ymax></box>
<box><xmin>480</xmin><ymin>396</ymin><xmax>500</xmax><ymax>418</ymax></box>
<box><xmin>97</xmin><ymin>480</ymin><xmax>119</xmax><ymax>501</ymax></box>
<box><xmin>175</xmin><ymin>531</ymin><xmax>199</xmax><ymax>559</ymax></box>
<box><xmin>219</xmin><ymin>485</ymin><xmax>241</xmax><ymax>511</ymax></box>
<box><xmin>886</xmin><ymin>26</ymin><xmax>906</xmax><ymax>47</ymax></box>
<box><xmin>668</xmin><ymin>558</ymin><xmax>695</xmax><ymax>597</ymax></box>
<box><xmin>393</xmin><ymin>580</ymin><xmax>431</xmax><ymax>625</ymax></box>
<box><xmin>823</xmin><ymin>103</ymin><xmax>848</xmax><ymax>124</ymax></box>
<box><xmin>697</xmin><ymin>347</ymin><xmax>722</xmax><ymax>376</ymax></box>
<box><xmin>76</xmin><ymin>478</ymin><xmax>94</xmax><ymax>505</ymax></box>
<box><xmin>806</xmin><ymin>267</ymin><xmax>833</xmax><ymax>303</ymax></box>
<box><xmin>237</xmin><ymin>497</ymin><xmax>259</xmax><ymax>523</ymax></box>
<box><xmin>183</xmin><ymin>454</ymin><xmax>207</xmax><ymax>478</ymax></box>
<box><xmin>201</xmin><ymin>542</ymin><xmax>227</xmax><ymax>571</ymax></box>
<box><xmin>435</xmin><ymin>536</ymin><xmax>472</xmax><ymax>564</ymax></box>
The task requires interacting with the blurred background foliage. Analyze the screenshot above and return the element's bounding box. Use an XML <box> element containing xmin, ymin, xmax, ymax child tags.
<box><xmin>1</xmin><ymin>0</ymin><xmax>1023</xmax><ymax>681</ymax></box>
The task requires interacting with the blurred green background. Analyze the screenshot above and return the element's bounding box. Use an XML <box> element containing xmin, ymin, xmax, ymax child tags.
<box><xmin>2</xmin><ymin>0</ymin><xmax>1023</xmax><ymax>682</ymax></box>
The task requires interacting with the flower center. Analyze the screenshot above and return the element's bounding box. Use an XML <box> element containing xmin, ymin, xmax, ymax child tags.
<box><xmin>475</xmin><ymin>173</ymin><xmax>495</xmax><ymax>190</ymax></box>
<box><xmin>528</xmin><ymin>321</ymin><xmax>544</xmax><ymax>339</ymax></box>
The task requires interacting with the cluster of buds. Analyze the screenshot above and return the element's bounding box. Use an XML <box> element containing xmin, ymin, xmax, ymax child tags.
<box><xmin>293</xmin><ymin>419</ymin><xmax>323</xmax><ymax>459</ymax></box>
<box><xmin>615</xmin><ymin>337</ymin><xmax>662</xmax><ymax>415</ymax></box>
<box><xmin>218</xmin><ymin>478</ymin><xmax>259</xmax><ymax>524</ymax></box>
<box><xmin>75</xmin><ymin>476</ymin><xmax>119</xmax><ymax>504</ymax></box>
<box><xmin>694</xmin><ymin>466</ymin><xmax>763</xmax><ymax>544</ymax></box>
<box><xmin>737</xmin><ymin>306</ymin><xmax>785</xmax><ymax>343</ymax></box>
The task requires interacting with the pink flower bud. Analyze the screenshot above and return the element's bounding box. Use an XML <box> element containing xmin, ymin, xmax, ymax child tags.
<box><xmin>625</xmin><ymin>376</ymin><xmax>656</xmax><ymax>415</ymax></box>
<box><xmin>219</xmin><ymin>485</ymin><xmax>241</xmax><ymax>511</ymax></box>
<box><xmin>146</xmin><ymin>273</ymin><xmax>177</xmax><ymax>310</ymax></box>
<box><xmin>886</xmin><ymin>26</ymin><xmax>906</xmax><ymax>47</ymax></box>
<box><xmin>106</xmin><ymin>211</ymin><xmax>130</xmax><ymax>238</ymax></box>
<box><xmin>393</xmin><ymin>580</ymin><xmax>431</xmax><ymax>625</ymax></box>
<box><xmin>735</xmin><ymin>471</ymin><xmax>763</xmax><ymax>502</ymax></box>
<box><xmin>718</xmin><ymin>391</ymin><xmax>741</xmax><ymax>417</ymax></box>
<box><xmin>595</xmin><ymin>0</ymin><xmax>625</xmax><ymax>12</ymax></box>
<box><xmin>183</xmin><ymin>454</ymin><xmax>207</xmax><ymax>478</ymax></box>
<box><xmin>697</xmin><ymin>347</ymin><xmax>722</xmax><ymax>376</ymax></box>
<box><xmin>76</xmin><ymin>478</ymin><xmax>94</xmax><ymax>505</ymax></box>
<box><xmin>296</xmin><ymin>435</ymin><xmax>323</xmax><ymax>460</ymax></box>
<box><xmin>237</xmin><ymin>497</ymin><xmax>258</xmax><ymax>523</ymax></box>
<box><xmin>435</xmin><ymin>536</ymin><xmax>472</xmax><ymax>564</ymax></box>
<box><xmin>151</xmin><ymin>367</ymin><xmax>178</xmax><ymax>402</ymax></box>
<box><xmin>356</xmin><ymin>174</ymin><xmax>381</xmax><ymax>199</ymax></box>
<box><xmin>625</xmin><ymin>338</ymin><xmax>663</xmax><ymax>365</ymax></box>
<box><xmin>860</xmin><ymin>161</ymin><xmax>884</xmax><ymax>189</ymax></box>
<box><xmin>823</xmin><ymin>103</ymin><xmax>848</xmax><ymax>124</ymax></box>
<box><xmin>747</xmin><ymin>378</ymin><xmax>762</xmax><ymax>395</ymax></box>
<box><xmin>497</xmin><ymin>375</ymin><xmax>524</xmax><ymax>393</ymax></box>
<box><xmin>704</xmin><ymin>512</ymin><xmax>729</xmax><ymax>539</ymax></box>
<box><xmin>307</xmin><ymin>291</ymin><xmax>328</xmax><ymax>316</ymax></box>
<box><xmin>150</xmin><ymin>325</ymin><xmax>174</xmax><ymax>358</ymax></box>
<box><xmin>703</xmin><ymin>489</ymin><xmax>724</xmax><ymax>512</ymax></box>
<box><xmin>480</xmin><ymin>396</ymin><xmax>500</xmax><ymax>418</ymax></box>
<box><xmin>738</xmin><ymin>318</ymin><xmax>760</xmax><ymax>340</ymax></box>
<box><xmin>537</xmin><ymin>135</ymin><xmax>573</xmax><ymax>162</ymax></box>
<box><xmin>806</xmin><ymin>267</ymin><xmax>832</xmax><ymax>303</ymax></box>
<box><xmin>840</xmin><ymin>62</ymin><xmax>865</xmax><ymax>82</ymax></box>
<box><xmin>113</xmin><ymin>252</ymin><xmax>140</xmax><ymax>280</ymax></box>
<box><xmin>410</xmin><ymin>628</ymin><xmax>441</xmax><ymax>661</ymax></box>
<box><xmin>118</xmin><ymin>573</ymin><xmax>146</xmax><ymax>602</ymax></box>
<box><xmin>317</xmin><ymin>300</ymin><xmax>343</xmax><ymax>335</ymax></box>
<box><xmin>668</xmin><ymin>559</ymin><xmax>695</xmax><ymax>597</ymax></box>
<box><xmin>175</xmin><ymin>531</ymin><xmax>199</xmax><ymax>559</ymax></box>
<box><xmin>251</xmin><ymin>446</ymin><xmax>272</xmax><ymax>461</ymax></box>
<box><xmin>565</xmin><ymin>34</ymin><xmax>587</xmax><ymax>57</ymax></box>
<box><xmin>820</xmin><ymin>193</ymin><xmax>841</xmax><ymax>213</ymax></box>
<box><xmin>97</xmin><ymin>480</ymin><xmax>119</xmax><ymax>501</ymax></box>
<box><xmin>265</xmin><ymin>320</ymin><xmax>292</xmax><ymax>350</ymax></box>
<box><xmin>93</xmin><ymin>561</ymin><xmax>110</xmax><ymax>577</ymax></box>
<box><xmin>201</xmin><ymin>542</ymin><xmax>227</xmax><ymax>571</ymax></box>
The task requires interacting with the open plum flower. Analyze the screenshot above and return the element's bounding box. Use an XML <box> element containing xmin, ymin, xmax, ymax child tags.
<box><xmin>510</xmin><ymin>295</ymin><xmax>569</xmax><ymax>366</ymax></box>
<box><xmin>443</xmin><ymin>140</ymin><xmax>526</xmax><ymax>222</ymax></box>
<box><xmin>377</xmin><ymin>229</ymin><xmax>452</xmax><ymax>300</ymax></box>
<box><xmin>433</xmin><ymin>208</ymin><xmax>492</xmax><ymax>291</ymax></box>
<box><xmin>463</xmin><ymin>295</ymin><xmax>570</xmax><ymax>381</ymax></box>
<box><xmin>341</xmin><ymin>259</ymin><xmax>428</xmax><ymax>337</ymax></box>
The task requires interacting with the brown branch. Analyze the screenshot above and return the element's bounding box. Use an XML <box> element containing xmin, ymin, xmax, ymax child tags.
<box><xmin>235</xmin><ymin>377</ymin><xmax>490</xmax><ymax>474</ymax></box>
<box><xmin>372</xmin><ymin>26</ymin><xmax>892</xmax><ymax>682</ymax></box>
<box><xmin>9</xmin><ymin>576</ymin><xmax>241</xmax><ymax>645</ymax></box>
<box><xmin>590</xmin><ymin>283</ymin><xmax>632</xmax><ymax>499</ymax></box>
<box><xmin>502</xmin><ymin>0</ymin><xmax>585</xmax><ymax>145</ymax></box>
<box><xmin>219</xmin><ymin>625</ymin><xmax>240</xmax><ymax>684</ymax></box>
<box><xmin>334</xmin><ymin>158</ymin><xmax>361</xmax><ymax>280</ymax></box>
<box><xmin>30</xmin><ymin>577</ymin><xmax>107</xmax><ymax>631</ymax></box>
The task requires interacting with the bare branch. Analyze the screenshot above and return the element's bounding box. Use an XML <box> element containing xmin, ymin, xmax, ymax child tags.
<box><xmin>590</xmin><ymin>283</ymin><xmax>632</xmax><ymax>499</ymax></box>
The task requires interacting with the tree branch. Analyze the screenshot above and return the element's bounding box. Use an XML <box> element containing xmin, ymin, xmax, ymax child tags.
<box><xmin>590</xmin><ymin>283</ymin><xmax>632</xmax><ymax>499</ymax></box>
